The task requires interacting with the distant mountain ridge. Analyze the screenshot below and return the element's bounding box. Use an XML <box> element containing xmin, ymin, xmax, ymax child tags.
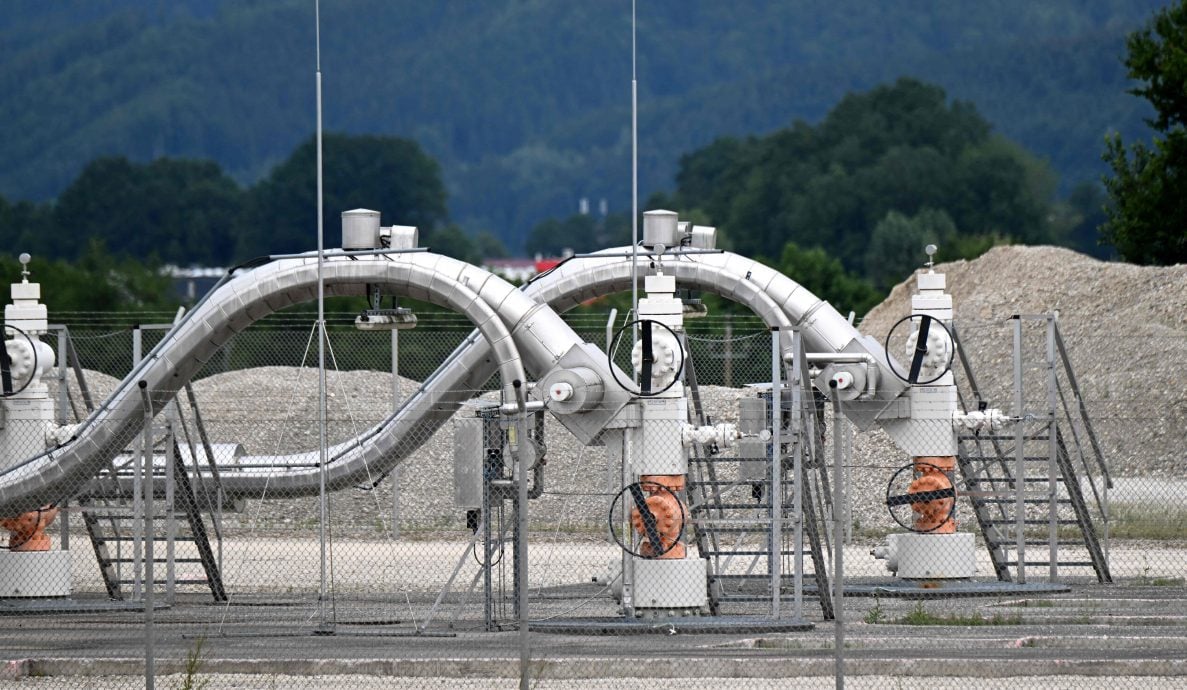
<box><xmin>0</xmin><ymin>0</ymin><xmax>1163</xmax><ymax>250</ymax></box>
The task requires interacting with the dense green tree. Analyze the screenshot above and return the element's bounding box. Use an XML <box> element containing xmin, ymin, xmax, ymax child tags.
<box><xmin>53</xmin><ymin>157</ymin><xmax>243</xmax><ymax>265</ymax></box>
<box><xmin>672</xmin><ymin>78</ymin><xmax>1056</xmax><ymax>276</ymax></box>
<box><xmin>474</xmin><ymin>231</ymin><xmax>508</xmax><ymax>260</ymax></box>
<box><xmin>1102</xmin><ymin>1</ymin><xmax>1187</xmax><ymax>264</ymax></box>
<box><xmin>239</xmin><ymin>133</ymin><xmax>448</xmax><ymax>259</ymax></box>
<box><xmin>1</xmin><ymin>241</ymin><xmax>177</xmax><ymax>313</ymax></box>
<box><xmin>0</xmin><ymin>2</ymin><xmax>1162</xmax><ymax>249</ymax></box>
<box><xmin>1058</xmin><ymin>182</ymin><xmax>1113</xmax><ymax>259</ymax></box>
<box><xmin>866</xmin><ymin>209</ymin><xmax>958</xmax><ymax>291</ymax></box>
<box><xmin>524</xmin><ymin>212</ymin><xmax>632</xmax><ymax>256</ymax></box>
<box><xmin>422</xmin><ymin>225</ymin><xmax>480</xmax><ymax>264</ymax></box>
<box><xmin>774</xmin><ymin>243</ymin><xmax>881</xmax><ymax>318</ymax></box>
<box><xmin>525</xmin><ymin>214</ymin><xmax>597</xmax><ymax>256</ymax></box>
<box><xmin>0</xmin><ymin>194</ymin><xmax>54</xmax><ymax>257</ymax></box>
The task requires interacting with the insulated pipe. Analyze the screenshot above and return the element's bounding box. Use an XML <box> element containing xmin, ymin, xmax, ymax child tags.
<box><xmin>227</xmin><ymin>249</ymin><xmax>900</xmax><ymax>499</ymax></box>
<box><xmin>1</xmin><ymin>246</ymin><xmax>898</xmax><ymax>513</ymax></box>
<box><xmin>169</xmin><ymin>247</ymin><xmax>838</xmax><ymax>500</ymax></box>
<box><xmin>523</xmin><ymin>249</ymin><xmax>907</xmax><ymax>404</ymax></box>
<box><xmin>0</xmin><ymin>254</ymin><xmax>532</xmax><ymax>514</ymax></box>
<box><xmin>529</xmin><ymin>249</ymin><xmax>860</xmax><ymax>356</ymax></box>
<box><xmin>295</xmin><ymin>248</ymin><xmax>899</xmax><ymax>502</ymax></box>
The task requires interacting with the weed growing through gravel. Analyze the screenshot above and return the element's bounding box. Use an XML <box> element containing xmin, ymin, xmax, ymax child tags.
<box><xmin>176</xmin><ymin>637</ymin><xmax>209</xmax><ymax>690</ymax></box>
<box><xmin>863</xmin><ymin>597</ymin><xmax>884</xmax><ymax>624</ymax></box>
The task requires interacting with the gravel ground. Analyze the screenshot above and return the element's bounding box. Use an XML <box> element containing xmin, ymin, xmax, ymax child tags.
<box><xmin>2</xmin><ymin>675</ymin><xmax>1181</xmax><ymax>689</ymax></box>
<box><xmin>18</xmin><ymin>249</ymin><xmax>1187</xmax><ymax>689</ymax></box>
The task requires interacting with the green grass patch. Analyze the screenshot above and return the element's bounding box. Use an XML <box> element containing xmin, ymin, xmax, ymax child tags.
<box><xmin>1107</xmin><ymin>503</ymin><xmax>1187</xmax><ymax>541</ymax></box>
<box><xmin>863</xmin><ymin>598</ymin><xmax>885</xmax><ymax>624</ymax></box>
<box><xmin>896</xmin><ymin>602</ymin><xmax>1022</xmax><ymax>626</ymax></box>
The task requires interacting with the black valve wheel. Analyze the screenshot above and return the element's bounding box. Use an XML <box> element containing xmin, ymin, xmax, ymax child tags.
<box><xmin>607</xmin><ymin>318</ymin><xmax>685</xmax><ymax>397</ymax></box>
<box><xmin>0</xmin><ymin>324</ymin><xmax>38</xmax><ymax>398</ymax></box>
<box><xmin>608</xmin><ymin>480</ymin><xmax>686</xmax><ymax>559</ymax></box>
<box><xmin>884</xmin><ymin>462</ymin><xmax>958</xmax><ymax>534</ymax></box>
<box><xmin>883</xmin><ymin>314</ymin><xmax>954</xmax><ymax>385</ymax></box>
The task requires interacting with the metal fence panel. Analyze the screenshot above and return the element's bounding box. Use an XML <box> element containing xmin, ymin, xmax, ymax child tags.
<box><xmin>0</xmin><ymin>312</ymin><xmax>1181</xmax><ymax>688</ymax></box>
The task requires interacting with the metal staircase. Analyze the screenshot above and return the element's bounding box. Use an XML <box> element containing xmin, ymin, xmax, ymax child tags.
<box><xmin>50</xmin><ymin>325</ymin><xmax>226</xmax><ymax>601</ymax></box>
<box><xmin>77</xmin><ymin>399</ymin><xmax>227</xmax><ymax>602</ymax></box>
<box><xmin>952</xmin><ymin>316</ymin><xmax>1111</xmax><ymax>584</ymax></box>
<box><xmin>683</xmin><ymin>331</ymin><xmax>833</xmax><ymax>619</ymax></box>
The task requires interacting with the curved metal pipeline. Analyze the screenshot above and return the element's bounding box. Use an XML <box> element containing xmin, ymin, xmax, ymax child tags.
<box><xmin>1</xmin><ymin>245</ymin><xmax>898</xmax><ymax>514</ymax></box>
<box><xmin>409</xmin><ymin>247</ymin><xmax>904</xmax><ymax>433</ymax></box>
<box><xmin>242</xmin><ymin>248</ymin><xmax>891</xmax><ymax>500</ymax></box>
<box><xmin>529</xmin><ymin>248</ymin><xmax>862</xmax><ymax>355</ymax></box>
<box><xmin>251</xmin><ymin>248</ymin><xmax>900</xmax><ymax>503</ymax></box>
<box><xmin>525</xmin><ymin>248</ymin><xmax>905</xmax><ymax>401</ymax></box>
<box><xmin>0</xmin><ymin>253</ymin><xmax>533</xmax><ymax>514</ymax></box>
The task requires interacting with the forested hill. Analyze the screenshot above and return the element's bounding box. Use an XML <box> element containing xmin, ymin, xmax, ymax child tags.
<box><xmin>0</xmin><ymin>0</ymin><xmax>1163</xmax><ymax>251</ymax></box>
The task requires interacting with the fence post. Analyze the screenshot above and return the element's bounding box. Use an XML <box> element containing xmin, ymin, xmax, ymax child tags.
<box><xmin>770</xmin><ymin>328</ymin><xmax>782</xmax><ymax>618</ymax></box>
<box><xmin>723</xmin><ymin>314</ymin><xmax>733</xmax><ymax>388</ymax></box>
<box><xmin>55</xmin><ymin>328</ymin><xmax>68</xmax><ymax>425</ymax></box>
<box><xmin>138</xmin><ymin>381</ymin><xmax>155</xmax><ymax>690</ymax></box>
<box><xmin>391</xmin><ymin>328</ymin><xmax>401</xmax><ymax>540</ymax></box>
<box><xmin>1046</xmin><ymin>314</ymin><xmax>1059</xmax><ymax>580</ymax></box>
<box><xmin>165</xmin><ymin>419</ymin><xmax>176</xmax><ymax>603</ymax></box>
<box><xmin>1013</xmin><ymin>317</ymin><xmax>1027</xmax><ymax>584</ymax></box>
<box><xmin>831</xmin><ymin>384</ymin><xmax>845</xmax><ymax>690</ymax></box>
<box><xmin>132</xmin><ymin>326</ymin><xmax>144</xmax><ymax>600</ymax></box>
<box><xmin>791</xmin><ymin>328</ymin><xmax>804</xmax><ymax>621</ymax></box>
<box><xmin>512</xmin><ymin>382</ymin><xmax>530</xmax><ymax>690</ymax></box>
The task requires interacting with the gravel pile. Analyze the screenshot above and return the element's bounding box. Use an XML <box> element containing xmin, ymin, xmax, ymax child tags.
<box><xmin>861</xmin><ymin>245</ymin><xmax>1187</xmax><ymax>479</ymax></box>
<box><xmin>184</xmin><ymin>367</ymin><xmax>757</xmax><ymax>537</ymax></box>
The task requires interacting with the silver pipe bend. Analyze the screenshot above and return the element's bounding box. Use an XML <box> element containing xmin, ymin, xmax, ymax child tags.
<box><xmin>0</xmin><ymin>254</ymin><xmax>526</xmax><ymax>513</ymax></box>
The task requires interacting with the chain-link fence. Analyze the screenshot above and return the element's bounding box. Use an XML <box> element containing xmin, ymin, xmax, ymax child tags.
<box><xmin>0</xmin><ymin>310</ymin><xmax>1182</xmax><ymax>688</ymax></box>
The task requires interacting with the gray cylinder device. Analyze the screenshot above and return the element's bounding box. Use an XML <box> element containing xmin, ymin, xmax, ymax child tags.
<box><xmin>342</xmin><ymin>209</ymin><xmax>382</xmax><ymax>250</ymax></box>
<box><xmin>540</xmin><ymin>366</ymin><xmax>604</xmax><ymax>415</ymax></box>
<box><xmin>642</xmin><ymin>210</ymin><xmax>680</xmax><ymax>249</ymax></box>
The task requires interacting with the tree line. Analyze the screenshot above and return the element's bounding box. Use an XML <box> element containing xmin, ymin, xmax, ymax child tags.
<box><xmin>533</xmin><ymin>0</ymin><xmax>1187</xmax><ymax>320</ymax></box>
<box><xmin>0</xmin><ymin>133</ymin><xmax>497</xmax><ymax>270</ymax></box>
<box><xmin>0</xmin><ymin>1</ymin><xmax>1164</xmax><ymax>251</ymax></box>
<box><xmin>6</xmin><ymin>0</ymin><xmax>1183</xmax><ymax>318</ymax></box>
<box><xmin>530</xmin><ymin>77</ymin><xmax>1112</xmax><ymax>317</ymax></box>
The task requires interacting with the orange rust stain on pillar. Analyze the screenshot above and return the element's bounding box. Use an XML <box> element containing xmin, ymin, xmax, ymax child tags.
<box><xmin>909</xmin><ymin>458</ymin><xmax>956</xmax><ymax>534</ymax></box>
<box><xmin>632</xmin><ymin>476</ymin><xmax>689</xmax><ymax>559</ymax></box>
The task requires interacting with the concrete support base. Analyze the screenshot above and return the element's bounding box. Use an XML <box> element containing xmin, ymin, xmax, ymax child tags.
<box><xmin>0</xmin><ymin>550</ymin><xmax>71</xmax><ymax>597</ymax></box>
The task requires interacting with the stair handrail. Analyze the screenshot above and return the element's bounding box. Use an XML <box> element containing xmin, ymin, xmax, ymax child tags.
<box><xmin>1052</xmin><ymin>318</ymin><xmax>1111</xmax><ymax>488</ymax></box>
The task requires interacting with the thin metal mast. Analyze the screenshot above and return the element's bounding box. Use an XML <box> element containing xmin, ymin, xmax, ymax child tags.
<box><xmin>315</xmin><ymin>0</ymin><xmax>331</xmax><ymax>631</ymax></box>
<box><xmin>630</xmin><ymin>0</ymin><xmax>639</xmax><ymax>326</ymax></box>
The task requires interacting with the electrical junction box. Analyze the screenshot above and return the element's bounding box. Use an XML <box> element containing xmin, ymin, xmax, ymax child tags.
<box><xmin>453</xmin><ymin>415</ymin><xmax>485</xmax><ymax>510</ymax></box>
<box><xmin>885</xmin><ymin>532</ymin><xmax>975</xmax><ymax>579</ymax></box>
<box><xmin>0</xmin><ymin>551</ymin><xmax>71</xmax><ymax>597</ymax></box>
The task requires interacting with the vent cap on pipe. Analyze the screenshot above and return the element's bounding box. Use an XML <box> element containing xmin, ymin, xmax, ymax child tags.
<box><xmin>342</xmin><ymin>209</ymin><xmax>381</xmax><ymax>249</ymax></box>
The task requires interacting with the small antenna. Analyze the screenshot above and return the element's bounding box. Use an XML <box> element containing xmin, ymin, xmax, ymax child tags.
<box><xmin>924</xmin><ymin>244</ymin><xmax>938</xmax><ymax>270</ymax></box>
<box><xmin>313</xmin><ymin>0</ymin><xmax>331</xmax><ymax>633</ymax></box>
<box><xmin>18</xmin><ymin>253</ymin><xmax>31</xmax><ymax>282</ymax></box>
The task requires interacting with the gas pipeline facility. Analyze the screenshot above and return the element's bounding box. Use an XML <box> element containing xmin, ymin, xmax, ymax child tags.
<box><xmin>0</xmin><ymin>209</ymin><xmax>1182</xmax><ymax>686</ymax></box>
